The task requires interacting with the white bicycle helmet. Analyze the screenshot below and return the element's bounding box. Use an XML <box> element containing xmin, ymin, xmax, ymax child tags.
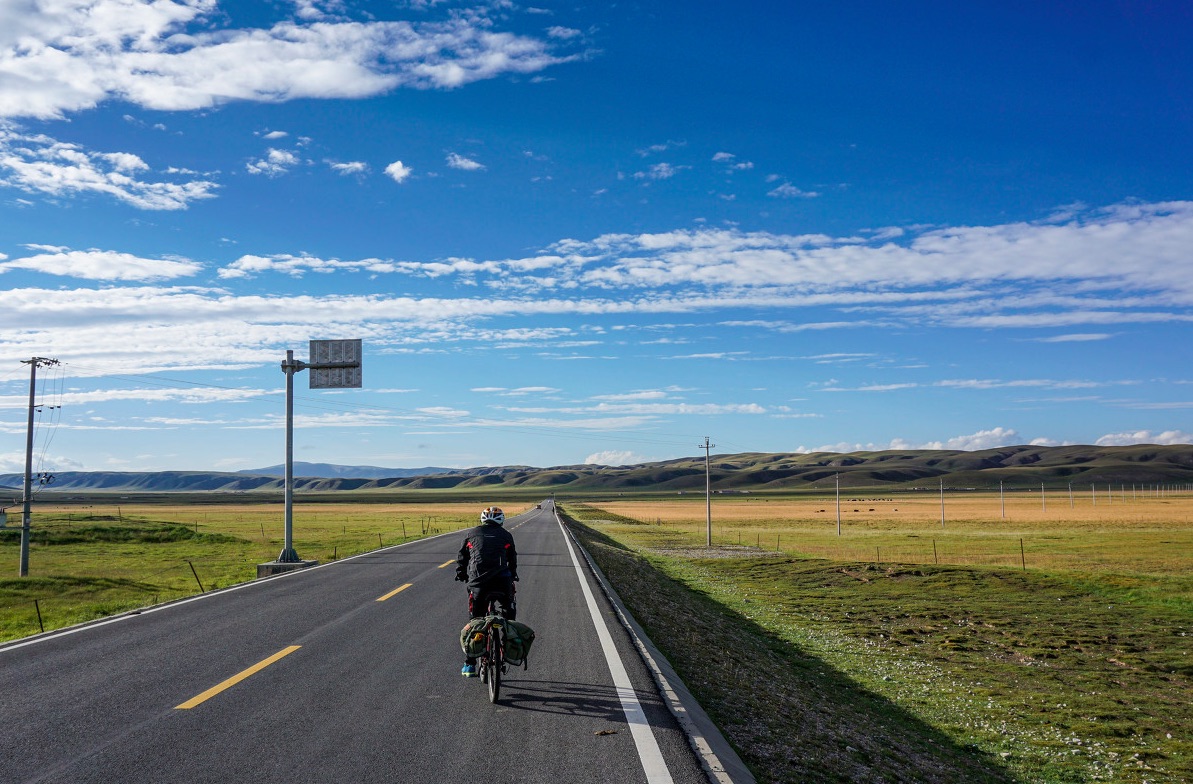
<box><xmin>480</xmin><ymin>506</ymin><xmax>505</xmax><ymax>525</ymax></box>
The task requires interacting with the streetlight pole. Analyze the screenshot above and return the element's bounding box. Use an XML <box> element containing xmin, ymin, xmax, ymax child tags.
<box><xmin>279</xmin><ymin>350</ymin><xmax>300</xmax><ymax>562</ymax></box>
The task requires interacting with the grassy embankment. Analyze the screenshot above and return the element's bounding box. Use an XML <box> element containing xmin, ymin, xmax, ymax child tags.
<box><xmin>563</xmin><ymin>493</ymin><xmax>1191</xmax><ymax>784</ymax></box>
<box><xmin>0</xmin><ymin>500</ymin><xmax>517</xmax><ymax>641</ymax></box>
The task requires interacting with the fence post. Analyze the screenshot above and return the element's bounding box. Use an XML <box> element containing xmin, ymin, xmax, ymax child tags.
<box><xmin>34</xmin><ymin>599</ymin><xmax>44</xmax><ymax>633</ymax></box>
<box><xmin>187</xmin><ymin>560</ymin><xmax>205</xmax><ymax>592</ymax></box>
<box><xmin>1020</xmin><ymin>538</ymin><xmax>1026</xmax><ymax>571</ymax></box>
<box><xmin>933</xmin><ymin>539</ymin><xmax>938</xmax><ymax>564</ymax></box>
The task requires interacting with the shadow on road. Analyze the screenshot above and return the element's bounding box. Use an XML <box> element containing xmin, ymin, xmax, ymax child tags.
<box><xmin>480</xmin><ymin>679</ymin><xmax>628</xmax><ymax>721</ymax></box>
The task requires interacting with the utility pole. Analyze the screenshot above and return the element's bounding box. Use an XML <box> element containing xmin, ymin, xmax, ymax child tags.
<box><xmin>700</xmin><ymin>436</ymin><xmax>715</xmax><ymax>546</ymax></box>
<box><xmin>940</xmin><ymin>477</ymin><xmax>945</xmax><ymax>528</ymax></box>
<box><xmin>19</xmin><ymin>357</ymin><xmax>59</xmax><ymax>577</ymax></box>
<box><xmin>835</xmin><ymin>473</ymin><xmax>841</xmax><ymax>536</ymax></box>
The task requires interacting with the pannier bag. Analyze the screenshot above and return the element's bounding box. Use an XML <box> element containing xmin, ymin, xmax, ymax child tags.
<box><xmin>458</xmin><ymin>617</ymin><xmax>537</xmax><ymax>666</ymax></box>
<box><xmin>459</xmin><ymin>617</ymin><xmax>489</xmax><ymax>657</ymax></box>
<box><xmin>502</xmin><ymin>619</ymin><xmax>536</xmax><ymax>666</ymax></box>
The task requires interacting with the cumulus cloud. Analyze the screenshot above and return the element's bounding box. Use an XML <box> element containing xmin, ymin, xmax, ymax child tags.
<box><xmin>446</xmin><ymin>152</ymin><xmax>484</xmax><ymax>171</ymax></box>
<box><xmin>585</xmin><ymin>450</ymin><xmax>649</xmax><ymax>466</ymax></box>
<box><xmin>246</xmin><ymin>148</ymin><xmax>301</xmax><ymax>177</ymax></box>
<box><xmin>1095</xmin><ymin>429</ymin><xmax>1193</xmax><ymax>446</ymax></box>
<box><xmin>0</xmin><ymin>248</ymin><xmax>202</xmax><ymax>281</ymax></box>
<box><xmin>814</xmin><ymin>428</ymin><xmax>1023</xmax><ymax>452</ymax></box>
<box><xmin>0</xmin><ymin>129</ymin><xmax>218</xmax><ymax>209</ymax></box>
<box><xmin>0</xmin><ymin>1</ymin><xmax>577</xmax><ymax>120</ymax></box>
<box><xmin>385</xmin><ymin>160</ymin><xmax>413</xmax><ymax>183</ymax></box>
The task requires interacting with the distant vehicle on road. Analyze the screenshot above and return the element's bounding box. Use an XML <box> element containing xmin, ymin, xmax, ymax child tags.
<box><xmin>536</xmin><ymin>504</ymin><xmax>542</xmax><ymax>509</ymax></box>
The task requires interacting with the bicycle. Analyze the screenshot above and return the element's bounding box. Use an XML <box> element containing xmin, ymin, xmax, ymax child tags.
<box><xmin>476</xmin><ymin>592</ymin><xmax>511</xmax><ymax>704</ymax></box>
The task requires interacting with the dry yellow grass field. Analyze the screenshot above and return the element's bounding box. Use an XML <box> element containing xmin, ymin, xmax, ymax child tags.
<box><xmin>581</xmin><ymin>491</ymin><xmax>1193</xmax><ymax>576</ymax></box>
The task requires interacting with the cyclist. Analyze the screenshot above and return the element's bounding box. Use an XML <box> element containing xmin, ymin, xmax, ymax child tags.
<box><xmin>455</xmin><ymin>506</ymin><xmax>519</xmax><ymax>677</ymax></box>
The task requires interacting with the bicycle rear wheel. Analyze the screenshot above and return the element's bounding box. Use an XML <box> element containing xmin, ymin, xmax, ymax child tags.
<box><xmin>486</xmin><ymin>624</ymin><xmax>503</xmax><ymax>703</ymax></box>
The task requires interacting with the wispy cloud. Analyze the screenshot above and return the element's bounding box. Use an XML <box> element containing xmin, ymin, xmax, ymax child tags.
<box><xmin>0</xmin><ymin>129</ymin><xmax>218</xmax><ymax>210</ymax></box>
<box><xmin>0</xmin><ymin>3</ymin><xmax>578</xmax><ymax>120</ymax></box>
<box><xmin>0</xmin><ymin>248</ymin><xmax>202</xmax><ymax>282</ymax></box>
<box><xmin>329</xmin><ymin>161</ymin><xmax>369</xmax><ymax>175</ymax></box>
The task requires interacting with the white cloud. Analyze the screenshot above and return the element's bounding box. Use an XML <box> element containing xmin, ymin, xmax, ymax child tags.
<box><xmin>814</xmin><ymin>427</ymin><xmax>1023</xmax><ymax>452</ymax></box>
<box><xmin>262</xmin><ymin>130</ymin><xmax>289</xmax><ymax>140</ymax></box>
<box><xmin>633</xmin><ymin>162</ymin><xmax>686</xmax><ymax>180</ymax></box>
<box><xmin>768</xmin><ymin>182</ymin><xmax>819</xmax><ymax>198</ymax></box>
<box><xmin>0</xmin><ymin>3</ymin><xmax>577</xmax><ymax>120</ymax></box>
<box><xmin>0</xmin><ymin>386</ymin><xmax>269</xmax><ymax>408</ymax></box>
<box><xmin>218</xmin><ymin>253</ymin><xmax>397</xmax><ymax>279</ymax></box>
<box><xmin>385</xmin><ymin>160</ymin><xmax>413</xmax><ymax>183</ymax></box>
<box><xmin>0</xmin><ymin>129</ymin><xmax>218</xmax><ymax>210</ymax></box>
<box><xmin>329</xmin><ymin>160</ymin><xmax>368</xmax><ymax>175</ymax></box>
<box><xmin>1095</xmin><ymin>429</ymin><xmax>1193</xmax><ymax>446</ymax></box>
<box><xmin>246</xmin><ymin>148</ymin><xmax>300</xmax><ymax>177</ymax></box>
<box><xmin>636</xmin><ymin>140</ymin><xmax>685</xmax><ymax>157</ymax></box>
<box><xmin>712</xmin><ymin>152</ymin><xmax>753</xmax><ymax>170</ymax></box>
<box><xmin>446</xmin><ymin>152</ymin><xmax>484</xmax><ymax>171</ymax></box>
<box><xmin>920</xmin><ymin>427</ymin><xmax>1022</xmax><ymax>451</ymax></box>
<box><xmin>591</xmin><ymin>390</ymin><xmax>669</xmax><ymax>402</ymax></box>
<box><xmin>585</xmin><ymin>450</ymin><xmax>649</xmax><ymax>466</ymax></box>
<box><xmin>7</xmin><ymin>200</ymin><xmax>1193</xmax><ymax>376</ymax></box>
<box><xmin>546</xmin><ymin>26</ymin><xmax>582</xmax><ymax>40</ymax></box>
<box><xmin>0</xmin><ymin>249</ymin><xmax>202</xmax><ymax>281</ymax></box>
<box><xmin>1031</xmin><ymin>333</ymin><xmax>1112</xmax><ymax>342</ymax></box>
<box><xmin>505</xmin><ymin>402</ymin><xmax>767</xmax><ymax>416</ymax></box>
<box><xmin>0</xmin><ymin>452</ymin><xmax>84</xmax><ymax>472</ymax></box>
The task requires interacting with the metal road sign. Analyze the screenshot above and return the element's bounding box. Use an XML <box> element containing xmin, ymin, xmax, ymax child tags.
<box><xmin>308</xmin><ymin>339</ymin><xmax>362</xmax><ymax>389</ymax></box>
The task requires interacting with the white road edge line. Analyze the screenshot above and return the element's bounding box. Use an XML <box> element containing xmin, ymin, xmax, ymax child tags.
<box><xmin>557</xmin><ymin>515</ymin><xmax>676</xmax><ymax>784</ymax></box>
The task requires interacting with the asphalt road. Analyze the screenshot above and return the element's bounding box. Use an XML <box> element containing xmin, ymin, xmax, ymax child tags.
<box><xmin>0</xmin><ymin>502</ymin><xmax>710</xmax><ymax>783</ymax></box>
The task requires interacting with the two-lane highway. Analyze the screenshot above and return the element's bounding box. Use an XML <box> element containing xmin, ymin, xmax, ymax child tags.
<box><xmin>0</xmin><ymin>502</ymin><xmax>710</xmax><ymax>783</ymax></box>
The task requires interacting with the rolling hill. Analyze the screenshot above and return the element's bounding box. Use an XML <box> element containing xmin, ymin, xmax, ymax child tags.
<box><xmin>2</xmin><ymin>444</ymin><xmax>1192</xmax><ymax>495</ymax></box>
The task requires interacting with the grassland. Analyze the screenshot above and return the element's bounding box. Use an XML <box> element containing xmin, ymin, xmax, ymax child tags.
<box><xmin>563</xmin><ymin>492</ymin><xmax>1192</xmax><ymax>783</ymax></box>
<box><xmin>4</xmin><ymin>488</ymin><xmax>1189</xmax><ymax>783</ymax></box>
<box><xmin>0</xmin><ymin>500</ymin><xmax>517</xmax><ymax>641</ymax></box>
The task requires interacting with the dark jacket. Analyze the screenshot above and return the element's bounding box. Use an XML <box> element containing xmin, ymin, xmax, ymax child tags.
<box><xmin>456</xmin><ymin>522</ymin><xmax>517</xmax><ymax>589</ymax></box>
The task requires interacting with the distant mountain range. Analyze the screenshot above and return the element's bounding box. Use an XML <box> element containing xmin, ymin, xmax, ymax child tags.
<box><xmin>2</xmin><ymin>444</ymin><xmax>1191</xmax><ymax>494</ymax></box>
<box><xmin>238</xmin><ymin>462</ymin><xmax>458</xmax><ymax>479</ymax></box>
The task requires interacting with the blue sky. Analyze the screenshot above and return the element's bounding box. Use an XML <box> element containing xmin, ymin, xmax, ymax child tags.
<box><xmin>1</xmin><ymin>0</ymin><xmax>1192</xmax><ymax>474</ymax></box>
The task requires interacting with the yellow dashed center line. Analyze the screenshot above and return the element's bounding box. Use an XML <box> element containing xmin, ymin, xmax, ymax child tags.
<box><xmin>438</xmin><ymin>560</ymin><xmax>454</xmax><ymax>569</ymax></box>
<box><xmin>376</xmin><ymin>583</ymin><xmax>413</xmax><ymax>602</ymax></box>
<box><xmin>175</xmin><ymin>645</ymin><xmax>301</xmax><ymax>710</ymax></box>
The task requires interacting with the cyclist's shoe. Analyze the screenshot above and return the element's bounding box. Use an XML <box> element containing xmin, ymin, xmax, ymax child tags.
<box><xmin>461</xmin><ymin>664</ymin><xmax>478</xmax><ymax>678</ymax></box>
